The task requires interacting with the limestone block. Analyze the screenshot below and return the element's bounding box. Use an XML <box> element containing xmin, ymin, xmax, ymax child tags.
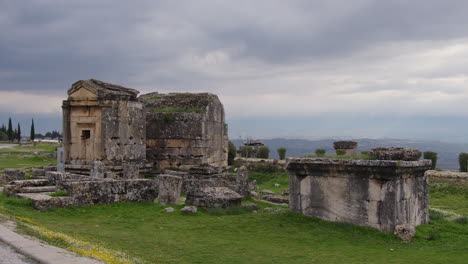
<box><xmin>157</xmin><ymin>175</ymin><xmax>183</xmax><ymax>205</ymax></box>
<box><xmin>3</xmin><ymin>169</ymin><xmax>25</xmax><ymax>182</ymax></box>
<box><xmin>32</xmin><ymin>168</ymin><xmax>46</xmax><ymax>177</ymax></box>
<box><xmin>186</xmin><ymin>187</ymin><xmax>242</xmax><ymax>208</ymax></box>
<box><xmin>287</xmin><ymin>158</ymin><xmax>431</xmax><ymax>232</ymax></box>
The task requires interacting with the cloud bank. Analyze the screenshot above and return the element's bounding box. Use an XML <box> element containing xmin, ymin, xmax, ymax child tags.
<box><xmin>1</xmin><ymin>0</ymin><xmax>468</xmax><ymax>139</ymax></box>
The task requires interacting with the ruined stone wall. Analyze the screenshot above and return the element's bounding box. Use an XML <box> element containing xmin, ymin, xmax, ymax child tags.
<box><xmin>140</xmin><ymin>93</ymin><xmax>228</xmax><ymax>170</ymax></box>
<box><xmin>287</xmin><ymin>158</ymin><xmax>431</xmax><ymax>232</ymax></box>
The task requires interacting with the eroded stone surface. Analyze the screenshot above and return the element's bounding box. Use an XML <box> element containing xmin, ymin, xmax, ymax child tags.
<box><xmin>157</xmin><ymin>175</ymin><xmax>183</xmax><ymax>205</ymax></box>
<box><xmin>186</xmin><ymin>187</ymin><xmax>242</xmax><ymax>208</ymax></box>
<box><xmin>3</xmin><ymin>169</ymin><xmax>25</xmax><ymax>182</ymax></box>
<box><xmin>140</xmin><ymin>92</ymin><xmax>228</xmax><ymax>170</ymax></box>
<box><xmin>287</xmin><ymin>158</ymin><xmax>431</xmax><ymax>232</ymax></box>
<box><xmin>369</xmin><ymin>147</ymin><xmax>422</xmax><ymax>161</ymax></box>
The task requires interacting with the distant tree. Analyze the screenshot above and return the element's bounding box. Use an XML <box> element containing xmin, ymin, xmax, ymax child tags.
<box><xmin>45</xmin><ymin>132</ymin><xmax>52</xmax><ymax>138</ymax></box>
<box><xmin>242</xmin><ymin>146</ymin><xmax>253</xmax><ymax>158</ymax></box>
<box><xmin>0</xmin><ymin>124</ymin><xmax>5</xmax><ymax>133</ymax></box>
<box><xmin>277</xmin><ymin>148</ymin><xmax>287</xmax><ymax>160</ymax></box>
<box><xmin>423</xmin><ymin>151</ymin><xmax>438</xmax><ymax>170</ymax></box>
<box><xmin>13</xmin><ymin>128</ymin><xmax>17</xmax><ymax>142</ymax></box>
<box><xmin>51</xmin><ymin>130</ymin><xmax>61</xmax><ymax>138</ymax></box>
<box><xmin>7</xmin><ymin>118</ymin><xmax>12</xmax><ymax>141</ymax></box>
<box><xmin>30</xmin><ymin>119</ymin><xmax>35</xmax><ymax>141</ymax></box>
<box><xmin>459</xmin><ymin>153</ymin><xmax>468</xmax><ymax>172</ymax></box>
<box><xmin>0</xmin><ymin>131</ymin><xmax>7</xmax><ymax>141</ymax></box>
<box><xmin>228</xmin><ymin>141</ymin><xmax>237</xmax><ymax>165</ymax></box>
<box><xmin>17</xmin><ymin>123</ymin><xmax>21</xmax><ymax>141</ymax></box>
<box><xmin>257</xmin><ymin>146</ymin><xmax>270</xmax><ymax>159</ymax></box>
<box><xmin>315</xmin><ymin>149</ymin><xmax>326</xmax><ymax>157</ymax></box>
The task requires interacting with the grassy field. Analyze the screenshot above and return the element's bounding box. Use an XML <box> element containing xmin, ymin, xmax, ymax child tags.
<box><xmin>0</xmin><ymin>163</ymin><xmax>467</xmax><ymax>264</ymax></box>
<box><xmin>0</xmin><ymin>143</ymin><xmax>57</xmax><ymax>174</ymax></box>
<box><xmin>0</xmin><ymin>153</ymin><xmax>467</xmax><ymax>263</ymax></box>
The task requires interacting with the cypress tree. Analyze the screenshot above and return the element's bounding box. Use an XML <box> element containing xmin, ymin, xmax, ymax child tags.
<box><xmin>30</xmin><ymin>119</ymin><xmax>35</xmax><ymax>141</ymax></box>
<box><xmin>17</xmin><ymin>123</ymin><xmax>21</xmax><ymax>141</ymax></box>
<box><xmin>7</xmin><ymin>118</ymin><xmax>13</xmax><ymax>141</ymax></box>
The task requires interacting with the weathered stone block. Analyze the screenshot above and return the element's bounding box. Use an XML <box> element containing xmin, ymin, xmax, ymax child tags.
<box><xmin>32</xmin><ymin>168</ymin><xmax>46</xmax><ymax>177</ymax></box>
<box><xmin>157</xmin><ymin>175</ymin><xmax>183</xmax><ymax>205</ymax></box>
<box><xmin>287</xmin><ymin>158</ymin><xmax>431</xmax><ymax>232</ymax></box>
<box><xmin>186</xmin><ymin>187</ymin><xmax>242</xmax><ymax>208</ymax></box>
<box><xmin>3</xmin><ymin>169</ymin><xmax>25</xmax><ymax>182</ymax></box>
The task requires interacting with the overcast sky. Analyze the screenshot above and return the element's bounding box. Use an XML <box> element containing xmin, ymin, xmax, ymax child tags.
<box><xmin>1</xmin><ymin>0</ymin><xmax>468</xmax><ymax>141</ymax></box>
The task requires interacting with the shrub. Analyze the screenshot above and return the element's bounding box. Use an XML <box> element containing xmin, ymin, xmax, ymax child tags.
<box><xmin>228</xmin><ymin>141</ymin><xmax>237</xmax><ymax>165</ymax></box>
<box><xmin>336</xmin><ymin>149</ymin><xmax>346</xmax><ymax>156</ymax></box>
<box><xmin>242</xmin><ymin>146</ymin><xmax>253</xmax><ymax>158</ymax></box>
<box><xmin>423</xmin><ymin>151</ymin><xmax>438</xmax><ymax>169</ymax></box>
<box><xmin>315</xmin><ymin>149</ymin><xmax>326</xmax><ymax>157</ymax></box>
<box><xmin>277</xmin><ymin>148</ymin><xmax>287</xmax><ymax>160</ymax></box>
<box><xmin>361</xmin><ymin>150</ymin><xmax>369</xmax><ymax>155</ymax></box>
<box><xmin>257</xmin><ymin>146</ymin><xmax>270</xmax><ymax>159</ymax></box>
<box><xmin>459</xmin><ymin>153</ymin><xmax>468</xmax><ymax>172</ymax></box>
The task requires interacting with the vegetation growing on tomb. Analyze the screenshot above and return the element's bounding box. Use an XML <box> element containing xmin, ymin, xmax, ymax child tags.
<box><xmin>228</xmin><ymin>141</ymin><xmax>237</xmax><ymax>165</ymax></box>
<box><xmin>424</xmin><ymin>151</ymin><xmax>438</xmax><ymax>169</ymax></box>
<box><xmin>315</xmin><ymin>148</ymin><xmax>326</xmax><ymax>156</ymax></box>
<box><xmin>256</xmin><ymin>146</ymin><xmax>270</xmax><ymax>159</ymax></box>
<box><xmin>277</xmin><ymin>148</ymin><xmax>287</xmax><ymax>160</ymax></box>
<box><xmin>140</xmin><ymin>92</ymin><xmax>219</xmax><ymax>115</ymax></box>
<box><xmin>162</xmin><ymin>113</ymin><xmax>175</xmax><ymax>123</ymax></box>
<box><xmin>459</xmin><ymin>153</ymin><xmax>468</xmax><ymax>172</ymax></box>
<box><xmin>152</xmin><ymin>107</ymin><xmax>205</xmax><ymax>114</ymax></box>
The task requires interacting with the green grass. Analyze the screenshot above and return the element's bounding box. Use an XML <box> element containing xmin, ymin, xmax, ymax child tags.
<box><xmin>0</xmin><ymin>192</ymin><xmax>467</xmax><ymax>264</ymax></box>
<box><xmin>429</xmin><ymin>178</ymin><xmax>468</xmax><ymax>215</ymax></box>
<box><xmin>49</xmin><ymin>190</ymin><xmax>68</xmax><ymax>197</ymax></box>
<box><xmin>248</xmin><ymin>166</ymin><xmax>289</xmax><ymax>194</ymax></box>
<box><xmin>0</xmin><ymin>143</ymin><xmax>57</xmax><ymax>173</ymax></box>
<box><xmin>0</xmin><ymin>156</ymin><xmax>467</xmax><ymax>263</ymax></box>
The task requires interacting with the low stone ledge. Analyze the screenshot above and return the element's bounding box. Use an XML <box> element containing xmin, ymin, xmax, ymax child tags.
<box><xmin>425</xmin><ymin>170</ymin><xmax>468</xmax><ymax>180</ymax></box>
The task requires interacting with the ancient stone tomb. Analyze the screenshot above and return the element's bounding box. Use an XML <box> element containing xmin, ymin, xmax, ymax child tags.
<box><xmin>62</xmin><ymin>79</ymin><xmax>146</xmax><ymax>178</ymax></box>
<box><xmin>286</xmin><ymin>158</ymin><xmax>431</xmax><ymax>232</ymax></box>
<box><xmin>62</xmin><ymin>79</ymin><xmax>228</xmax><ymax>177</ymax></box>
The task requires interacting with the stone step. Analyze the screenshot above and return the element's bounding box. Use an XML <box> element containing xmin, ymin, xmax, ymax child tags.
<box><xmin>8</xmin><ymin>179</ymin><xmax>49</xmax><ymax>187</ymax></box>
<box><xmin>20</xmin><ymin>186</ymin><xmax>57</xmax><ymax>193</ymax></box>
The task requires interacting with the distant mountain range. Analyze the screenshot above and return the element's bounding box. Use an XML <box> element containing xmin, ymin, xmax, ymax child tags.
<box><xmin>232</xmin><ymin>138</ymin><xmax>468</xmax><ymax>170</ymax></box>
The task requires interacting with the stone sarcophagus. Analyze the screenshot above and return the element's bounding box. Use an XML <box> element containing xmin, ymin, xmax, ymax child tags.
<box><xmin>286</xmin><ymin>158</ymin><xmax>431</xmax><ymax>232</ymax></box>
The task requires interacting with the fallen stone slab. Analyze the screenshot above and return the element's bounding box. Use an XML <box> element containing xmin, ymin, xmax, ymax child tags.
<box><xmin>186</xmin><ymin>187</ymin><xmax>242</xmax><ymax>208</ymax></box>
<box><xmin>262</xmin><ymin>195</ymin><xmax>289</xmax><ymax>204</ymax></box>
<box><xmin>20</xmin><ymin>186</ymin><xmax>57</xmax><ymax>193</ymax></box>
<box><xmin>15</xmin><ymin>193</ymin><xmax>72</xmax><ymax>211</ymax></box>
<box><xmin>261</xmin><ymin>189</ymin><xmax>276</xmax><ymax>195</ymax></box>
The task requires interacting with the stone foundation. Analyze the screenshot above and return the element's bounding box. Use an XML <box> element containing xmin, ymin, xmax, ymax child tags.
<box><xmin>287</xmin><ymin>158</ymin><xmax>431</xmax><ymax>232</ymax></box>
